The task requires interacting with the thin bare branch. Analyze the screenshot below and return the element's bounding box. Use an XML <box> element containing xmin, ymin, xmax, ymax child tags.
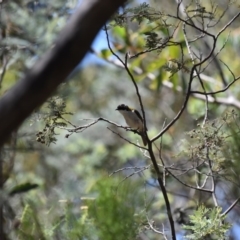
<box><xmin>167</xmin><ymin>169</ymin><xmax>213</xmax><ymax>193</ymax></box>
<box><xmin>118</xmin><ymin>167</ymin><xmax>150</xmax><ymax>185</ymax></box>
<box><xmin>217</xmin><ymin>12</ymin><xmax>240</xmax><ymax>37</ymax></box>
<box><xmin>221</xmin><ymin>197</ymin><xmax>240</xmax><ymax>217</ymax></box>
<box><xmin>109</xmin><ymin>165</ymin><xmax>150</xmax><ymax>176</ymax></box>
<box><xmin>107</xmin><ymin>127</ymin><xmax>148</xmax><ymax>150</ymax></box>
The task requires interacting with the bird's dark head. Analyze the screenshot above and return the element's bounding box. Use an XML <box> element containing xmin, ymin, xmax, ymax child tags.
<box><xmin>116</xmin><ymin>104</ymin><xmax>131</xmax><ymax>111</ymax></box>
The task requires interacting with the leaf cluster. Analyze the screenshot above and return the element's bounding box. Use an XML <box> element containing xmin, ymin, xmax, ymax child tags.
<box><xmin>36</xmin><ymin>96</ymin><xmax>72</xmax><ymax>146</ymax></box>
<box><xmin>114</xmin><ymin>2</ymin><xmax>162</xmax><ymax>26</ymax></box>
<box><xmin>163</xmin><ymin>58</ymin><xmax>191</xmax><ymax>78</ymax></box>
<box><xmin>183</xmin><ymin>205</ymin><xmax>231</xmax><ymax>239</ymax></box>
<box><xmin>185</xmin><ymin>1</ymin><xmax>216</xmax><ymax>21</ymax></box>
<box><xmin>143</xmin><ymin>31</ymin><xmax>162</xmax><ymax>49</ymax></box>
<box><xmin>183</xmin><ymin>110</ymin><xmax>239</xmax><ymax>173</ymax></box>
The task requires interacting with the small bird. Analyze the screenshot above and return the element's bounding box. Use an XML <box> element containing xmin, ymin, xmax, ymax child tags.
<box><xmin>116</xmin><ymin>104</ymin><xmax>147</xmax><ymax>146</ymax></box>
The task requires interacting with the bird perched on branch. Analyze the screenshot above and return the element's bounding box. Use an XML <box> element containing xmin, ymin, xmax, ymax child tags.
<box><xmin>116</xmin><ymin>104</ymin><xmax>147</xmax><ymax>146</ymax></box>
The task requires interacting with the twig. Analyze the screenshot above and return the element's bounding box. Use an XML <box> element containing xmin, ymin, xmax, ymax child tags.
<box><xmin>107</xmin><ymin>127</ymin><xmax>148</xmax><ymax>150</ymax></box>
<box><xmin>146</xmin><ymin>216</ymin><xmax>167</xmax><ymax>237</ymax></box>
<box><xmin>217</xmin><ymin>12</ymin><xmax>240</xmax><ymax>37</ymax></box>
<box><xmin>62</xmin><ymin>117</ymin><xmax>149</xmax><ymax>149</ymax></box>
<box><xmin>109</xmin><ymin>165</ymin><xmax>150</xmax><ymax>176</ymax></box>
<box><xmin>129</xmin><ymin>37</ymin><xmax>170</xmax><ymax>59</ymax></box>
<box><xmin>118</xmin><ymin>166</ymin><xmax>150</xmax><ymax>185</ymax></box>
<box><xmin>221</xmin><ymin>197</ymin><xmax>240</xmax><ymax>217</ymax></box>
<box><xmin>59</xmin><ymin>114</ymin><xmax>77</xmax><ymax>128</ymax></box>
<box><xmin>63</xmin><ymin>117</ymin><xmax>126</xmax><ymax>132</ymax></box>
<box><xmin>190</xmin><ymin>79</ymin><xmax>240</xmax><ymax>95</ymax></box>
<box><xmin>166</xmin><ymin>169</ymin><xmax>213</xmax><ymax>193</ymax></box>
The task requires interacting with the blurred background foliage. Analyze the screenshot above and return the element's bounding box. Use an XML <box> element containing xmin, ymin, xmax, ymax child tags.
<box><xmin>1</xmin><ymin>0</ymin><xmax>240</xmax><ymax>239</ymax></box>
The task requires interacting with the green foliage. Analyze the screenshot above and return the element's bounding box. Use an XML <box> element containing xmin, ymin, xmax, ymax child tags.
<box><xmin>184</xmin><ymin>1</ymin><xmax>216</xmax><ymax>20</ymax></box>
<box><xmin>13</xmin><ymin>177</ymin><xmax>145</xmax><ymax>239</ymax></box>
<box><xmin>88</xmin><ymin>178</ymin><xmax>144</xmax><ymax>240</ymax></box>
<box><xmin>181</xmin><ymin>110</ymin><xmax>239</xmax><ymax>173</ymax></box>
<box><xmin>113</xmin><ymin>2</ymin><xmax>170</xmax><ymax>51</ymax></box>
<box><xmin>183</xmin><ymin>205</ymin><xmax>231</xmax><ymax>239</ymax></box>
<box><xmin>55</xmin><ymin>201</ymin><xmax>95</xmax><ymax>240</ymax></box>
<box><xmin>144</xmin><ymin>31</ymin><xmax>161</xmax><ymax>49</ymax></box>
<box><xmin>114</xmin><ymin>2</ymin><xmax>159</xmax><ymax>26</ymax></box>
<box><xmin>18</xmin><ymin>202</ymin><xmax>46</xmax><ymax>240</ymax></box>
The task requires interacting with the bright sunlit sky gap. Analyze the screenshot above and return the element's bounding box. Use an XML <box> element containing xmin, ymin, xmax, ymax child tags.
<box><xmin>80</xmin><ymin>30</ymin><xmax>109</xmax><ymax>67</ymax></box>
<box><xmin>79</xmin><ymin>0</ymin><xmax>152</xmax><ymax>67</ymax></box>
